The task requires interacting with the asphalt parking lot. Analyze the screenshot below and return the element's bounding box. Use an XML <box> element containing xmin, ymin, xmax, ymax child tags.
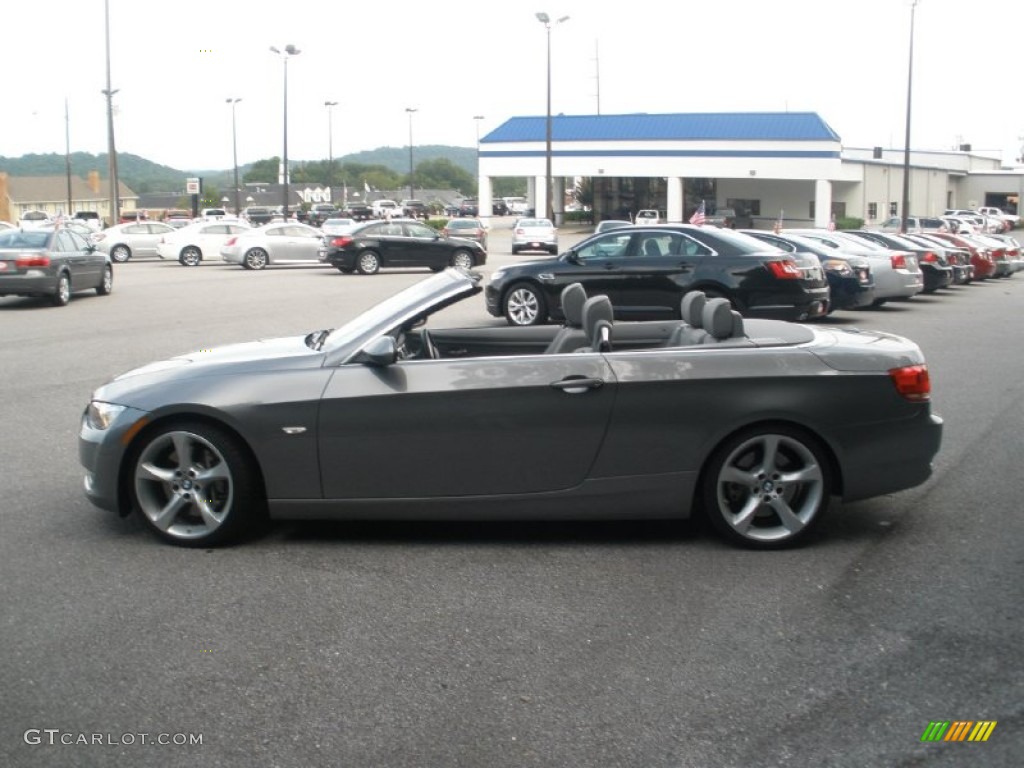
<box><xmin>1</xmin><ymin>223</ymin><xmax>1022</xmax><ymax>767</ymax></box>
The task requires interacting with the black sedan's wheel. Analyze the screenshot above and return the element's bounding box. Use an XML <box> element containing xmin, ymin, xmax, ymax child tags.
<box><xmin>503</xmin><ymin>282</ymin><xmax>547</xmax><ymax>326</ymax></box>
<box><xmin>96</xmin><ymin>265</ymin><xmax>113</xmax><ymax>296</ymax></box>
<box><xmin>52</xmin><ymin>272</ymin><xmax>71</xmax><ymax>306</ymax></box>
<box><xmin>179</xmin><ymin>246</ymin><xmax>202</xmax><ymax>266</ymax></box>
<box><xmin>357</xmin><ymin>250</ymin><xmax>381</xmax><ymax>275</ymax></box>
<box><xmin>110</xmin><ymin>244</ymin><xmax>131</xmax><ymax>263</ymax></box>
<box><xmin>243</xmin><ymin>248</ymin><xmax>268</xmax><ymax>270</ymax></box>
<box><xmin>702</xmin><ymin>425</ymin><xmax>831</xmax><ymax>549</ymax></box>
<box><xmin>451</xmin><ymin>250</ymin><xmax>474</xmax><ymax>270</ymax></box>
<box><xmin>130</xmin><ymin>422</ymin><xmax>263</xmax><ymax>547</ymax></box>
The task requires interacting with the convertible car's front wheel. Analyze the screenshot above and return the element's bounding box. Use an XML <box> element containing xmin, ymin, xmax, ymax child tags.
<box><xmin>702</xmin><ymin>425</ymin><xmax>831</xmax><ymax>549</ymax></box>
<box><xmin>129</xmin><ymin>422</ymin><xmax>264</xmax><ymax>547</ymax></box>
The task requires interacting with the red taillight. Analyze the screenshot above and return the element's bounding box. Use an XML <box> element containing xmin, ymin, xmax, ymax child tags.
<box><xmin>890</xmin><ymin>253</ymin><xmax>907</xmax><ymax>269</ymax></box>
<box><xmin>16</xmin><ymin>254</ymin><xmax>51</xmax><ymax>268</ymax></box>
<box><xmin>919</xmin><ymin>251</ymin><xmax>938</xmax><ymax>263</ymax></box>
<box><xmin>515</xmin><ymin>228</ymin><xmax>525</xmax><ymax>235</ymax></box>
<box><xmin>224</xmin><ymin>237</ymin><xmax>238</xmax><ymax>246</ymax></box>
<box><xmin>330</xmin><ymin>236</ymin><xmax>354</xmax><ymax>248</ymax></box>
<box><xmin>765</xmin><ymin>259</ymin><xmax>801</xmax><ymax>279</ymax></box>
<box><xmin>889</xmin><ymin>364</ymin><xmax>931</xmax><ymax>402</ymax></box>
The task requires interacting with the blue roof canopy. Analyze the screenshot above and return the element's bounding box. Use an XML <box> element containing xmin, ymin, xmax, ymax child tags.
<box><xmin>483</xmin><ymin>112</ymin><xmax>841</xmax><ymax>143</ymax></box>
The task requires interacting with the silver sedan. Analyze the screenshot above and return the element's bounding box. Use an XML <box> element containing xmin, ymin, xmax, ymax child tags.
<box><xmin>220</xmin><ymin>223</ymin><xmax>324</xmax><ymax>269</ymax></box>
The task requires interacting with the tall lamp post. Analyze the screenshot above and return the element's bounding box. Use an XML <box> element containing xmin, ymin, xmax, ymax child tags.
<box><xmin>325</xmin><ymin>100</ymin><xmax>338</xmax><ymax>192</ymax></box>
<box><xmin>473</xmin><ymin>115</ymin><xmax>485</xmax><ymax>176</ymax></box>
<box><xmin>536</xmin><ymin>12</ymin><xmax>569</xmax><ymax>223</ymax></box>
<box><xmin>270</xmin><ymin>44</ymin><xmax>301</xmax><ymax>220</ymax></box>
<box><xmin>900</xmin><ymin>0</ymin><xmax>920</xmax><ymax>235</ymax></box>
<box><xmin>405</xmin><ymin>107</ymin><xmax>417</xmax><ymax>201</ymax></box>
<box><xmin>103</xmin><ymin>0</ymin><xmax>119</xmax><ymax>226</ymax></box>
<box><xmin>226</xmin><ymin>98</ymin><xmax>242</xmax><ymax>216</ymax></box>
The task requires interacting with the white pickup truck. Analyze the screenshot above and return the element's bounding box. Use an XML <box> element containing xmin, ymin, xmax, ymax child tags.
<box><xmin>976</xmin><ymin>206</ymin><xmax>1020</xmax><ymax>228</ymax></box>
<box><xmin>371</xmin><ymin>199</ymin><xmax>402</xmax><ymax>219</ymax></box>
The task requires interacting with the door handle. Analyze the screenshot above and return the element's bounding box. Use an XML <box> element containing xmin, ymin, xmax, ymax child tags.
<box><xmin>550</xmin><ymin>376</ymin><xmax>604</xmax><ymax>394</ymax></box>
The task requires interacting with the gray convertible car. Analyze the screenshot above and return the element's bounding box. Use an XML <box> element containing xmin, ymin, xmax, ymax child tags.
<box><xmin>79</xmin><ymin>269</ymin><xmax>942</xmax><ymax>549</ymax></box>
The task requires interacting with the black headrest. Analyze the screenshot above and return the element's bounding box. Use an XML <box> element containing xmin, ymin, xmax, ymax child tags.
<box><xmin>560</xmin><ymin>283</ymin><xmax>587</xmax><ymax>328</ymax></box>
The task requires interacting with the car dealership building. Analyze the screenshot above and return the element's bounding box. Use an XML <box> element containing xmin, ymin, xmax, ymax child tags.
<box><xmin>477</xmin><ymin>112</ymin><xmax>1023</xmax><ymax>227</ymax></box>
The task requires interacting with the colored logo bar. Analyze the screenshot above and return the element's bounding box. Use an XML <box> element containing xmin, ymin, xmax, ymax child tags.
<box><xmin>921</xmin><ymin>721</ymin><xmax>997</xmax><ymax>742</ymax></box>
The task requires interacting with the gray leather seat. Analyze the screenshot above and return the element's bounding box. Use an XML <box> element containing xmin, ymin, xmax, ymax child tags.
<box><xmin>701</xmin><ymin>299</ymin><xmax>747</xmax><ymax>344</ymax></box>
<box><xmin>575</xmin><ymin>295</ymin><xmax>614</xmax><ymax>353</ymax></box>
<box><xmin>666</xmin><ymin>291</ymin><xmax>708</xmax><ymax>346</ymax></box>
<box><xmin>544</xmin><ymin>283</ymin><xmax>589</xmax><ymax>354</ymax></box>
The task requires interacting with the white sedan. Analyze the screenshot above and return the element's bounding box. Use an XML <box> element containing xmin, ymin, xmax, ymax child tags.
<box><xmin>94</xmin><ymin>221</ymin><xmax>179</xmax><ymax>262</ymax></box>
<box><xmin>220</xmin><ymin>222</ymin><xmax>324</xmax><ymax>270</ymax></box>
<box><xmin>156</xmin><ymin>221</ymin><xmax>251</xmax><ymax>266</ymax></box>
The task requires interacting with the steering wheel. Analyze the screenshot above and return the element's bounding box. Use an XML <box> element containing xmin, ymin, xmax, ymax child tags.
<box><xmin>419</xmin><ymin>329</ymin><xmax>438</xmax><ymax>360</ymax></box>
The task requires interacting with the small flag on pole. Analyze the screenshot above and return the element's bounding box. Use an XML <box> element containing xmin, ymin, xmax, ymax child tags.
<box><xmin>773</xmin><ymin>210</ymin><xmax>784</xmax><ymax>234</ymax></box>
<box><xmin>689</xmin><ymin>200</ymin><xmax>706</xmax><ymax>226</ymax></box>
<box><xmin>828</xmin><ymin>213</ymin><xmax>837</xmax><ymax>232</ymax></box>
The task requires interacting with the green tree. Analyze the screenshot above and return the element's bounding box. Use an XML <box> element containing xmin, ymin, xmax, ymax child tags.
<box><xmin>243</xmin><ymin>157</ymin><xmax>280</xmax><ymax>184</ymax></box>
<box><xmin>492</xmin><ymin>177</ymin><xmax>527</xmax><ymax>197</ymax></box>
<box><xmin>407</xmin><ymin>158</ymin><xmax>475</xmax><ymax>194</ymax></box>
<box><xmin>200</xmin><ymin>184</ymin><xmax>222</xmax><ymax>209</ymax></box>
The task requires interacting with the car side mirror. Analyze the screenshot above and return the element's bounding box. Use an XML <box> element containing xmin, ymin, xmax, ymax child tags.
<box><xmin>355</xmin><ymin>336</ymin><xmax>398</xmax><ymax>367</ymax></box>
<box><xmin>564</xmin><ymin>250</ymin><xmax>579</xmax><ymax>264</ymax></box>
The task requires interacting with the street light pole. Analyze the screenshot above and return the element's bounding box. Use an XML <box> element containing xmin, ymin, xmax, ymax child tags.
<box><xmin>226</xmin><ymin>98</ymin><xmax>242</xmax><ymax>216</ymax></box>
<box><xmin>536</xmin><ymin>12</ymin><xmax>569</xmax><ymax>223</ymax></box>
<box><xmin>270</xmin><ymin>45</ymin><xmax>301</xmax><ymax>220</ymax></box>
<box><xmin>900</xmin><ymin>0</ymin><xmax>920</xmax><ymax>235</ymax></box>
<box><xmin>473</xmin><ymin>115</ymin><xmax>485</xmax><ymax>176</ymax></box>
<box><xmin>103</xmin><ymin>0</ymin><xmax>119</xmax><ymax>226</ymax></box>
<box><xmin>405</xmin><ymin>107</ymin><xmax>417</xmax><ymax>202</ymax></box>
<box><xmin>325</xmin><ymin>100</ymin><xmax>338</xmax><ymax>192</ymax></box>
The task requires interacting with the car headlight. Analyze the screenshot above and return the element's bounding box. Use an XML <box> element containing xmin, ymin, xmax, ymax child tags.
<box><xmin>86</xmin><ymin>401</ymin><xmax>127</xmax><ymax>430</ymax></box>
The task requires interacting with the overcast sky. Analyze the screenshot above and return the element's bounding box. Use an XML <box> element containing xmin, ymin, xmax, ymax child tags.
<box><xmin>5</xmin><ymin>0</ymin><xmax>1023</xmax><ymax>172</ymax></box>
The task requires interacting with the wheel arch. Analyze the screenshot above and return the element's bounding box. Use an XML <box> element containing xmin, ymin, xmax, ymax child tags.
<box><xmin>692</xmin><ymin>418</ymin><xmax>845</xmax><ymax>514</ymax></box>
<box><xmin>116</xmin><ymin>410</ymin><xmax>269</xmax><ymax>517</ymax></box>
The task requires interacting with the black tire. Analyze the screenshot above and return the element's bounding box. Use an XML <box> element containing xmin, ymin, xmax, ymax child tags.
<box><xmin>357</xmin><ymin>250</ymin><xmax>381</xmax><ymax>275</ymax></box>
<box><xmin>511</xmin><ymin>246</ymin><xmax>520</xmax><ymax>255</ymax></box>
<box><xmin>503</xmin><ymin>282</ymin><xmax>547</xmax><ymax>326</ymax></box>
<box><xmin>52</xmin><ymin>272</ymin><xmax>71</xmax><ymax>306</ymax></box>
<box><xmin>871</xmin><ymin>298</ymin><xmax>887</xmax><ymax>308</ymax></box>
<box><xmin>96</xmin><ymin>265</ymin><xmax>113</xmax><ymax>296</ymax></box>
<box><xmin>128</xmin><ymin>421</ymin><xmax>265</xmax><ymax>548</ymax></box>
<box><xmin>179</xmin><ymin>246</ymin><xmax>202</xmax><ymax>266</ymax></box>
<box><xmin>110</xmin><ymin>244</ymin><xmax>131</xmax><ymax>263</ymax></box>
<box><xmin>701</xmin><ymin>425</ymin><xmax>831</xmax><ymax>549</ymax></box>
<box><xmin>451</xmin><ymin>250</ymin><xmax>474</xmax><ymax>270</ymax></box>
<box><xmin>243</xmin><ymin>248</ymin><xmax>268</xmax><ymax>270</ymax></box>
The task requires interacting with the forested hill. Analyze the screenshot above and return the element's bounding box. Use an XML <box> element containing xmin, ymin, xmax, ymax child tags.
<box><xmin>0</xmin><ymin>145</ymin><xmax>477</xmax><ymax>194</ymax></box>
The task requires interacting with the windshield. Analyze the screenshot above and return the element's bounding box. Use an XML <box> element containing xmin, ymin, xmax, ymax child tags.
<box><xmin>322</xmin><ymin>270</ymin><xmax>476</xmax><ymax>353</ymax></box>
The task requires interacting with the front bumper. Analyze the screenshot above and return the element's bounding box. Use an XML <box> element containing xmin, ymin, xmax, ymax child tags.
<box><xmin>78</xmin><ymin>404</ymin><xmax>151</xmax><ymax>513</ymax></box>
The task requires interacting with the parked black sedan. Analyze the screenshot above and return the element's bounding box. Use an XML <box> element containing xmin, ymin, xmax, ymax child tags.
<box><xmin>0</xmin><ymin>226</ymin><xmax>112</xmax><ymax>306</ymax></box>
<box><xmin>486</xmin><ymin>224</ymin><xmax>829</xmax><ymax>326</ymax></box>
<box><xmin>743</xmin><ymin>230</ymin><xmax>875</xmax><ymax>312</ymax></box>
<box><xmin>319</xmin><ymin>219</ymin><xmax>487</xmax><ymax>275</ymax></box>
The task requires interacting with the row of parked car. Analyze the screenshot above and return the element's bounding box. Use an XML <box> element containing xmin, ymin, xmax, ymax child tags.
<box><xmin>484</xmin><ymin>223</ymin><xmax>1022</xmax><ymax>326</ymax></box>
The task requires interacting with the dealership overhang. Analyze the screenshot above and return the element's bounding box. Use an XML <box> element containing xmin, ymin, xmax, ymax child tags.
<box><xmin>478</xmin><ymin>112</ymin><xmax>861</xmax><ymax>226</ymax></box>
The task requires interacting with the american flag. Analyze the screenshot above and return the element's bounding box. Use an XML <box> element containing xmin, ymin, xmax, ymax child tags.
<box><xmin>773</xmin><ymin>210</ymin><xmax>784</xmax><ymax>234</ymax></box>
<box><xmin>827</xmin><ymin>213</ymin><xmax>837</xmax><ymax>232</ymax></box>
<box><xmin>689</xmin><ymin>201</ymin><xmax>706</xmax><ymax>226</ymax></box>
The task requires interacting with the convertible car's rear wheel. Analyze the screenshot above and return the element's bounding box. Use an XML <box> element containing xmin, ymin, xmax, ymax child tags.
<box><xmin>130</xmin><ymin>422</ymin><xmax>263</xmax><ymax>547</ymax></box>
<box><xmin>504</xmin><ymin>282</ymin><xmax>546</xmax><ymax>326</ymax></box>
<box><xmin>702</xmin><ymin>425</ymin><xmax>831</xmax><ymax>549</ymax></box>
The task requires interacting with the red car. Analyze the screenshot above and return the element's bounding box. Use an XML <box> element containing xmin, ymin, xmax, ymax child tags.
<box><xmin>925</xmin><ymin>232</ymin><xmax>996</xmax><ymax>280</ymax></box>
